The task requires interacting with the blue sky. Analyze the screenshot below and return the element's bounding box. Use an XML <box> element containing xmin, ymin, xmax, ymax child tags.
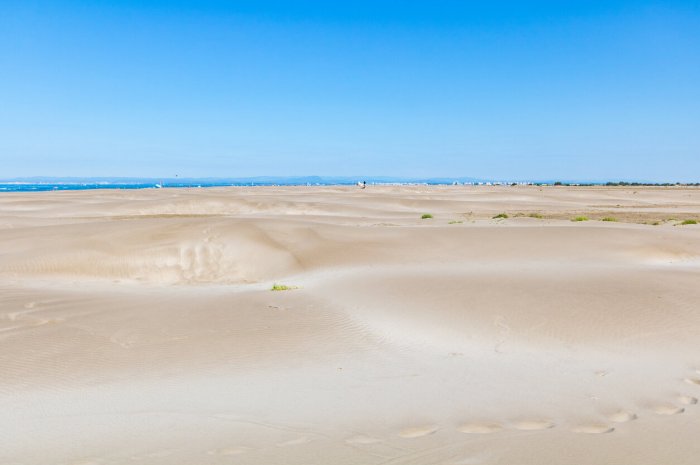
<box><xmin>1</xmin><ymin>1</ymin><xmax>699</xmax><ymax>181</ymax></box>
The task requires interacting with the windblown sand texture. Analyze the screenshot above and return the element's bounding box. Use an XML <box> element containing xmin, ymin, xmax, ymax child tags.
<box><xmin>1</xmin><ymin>185</ymin><xmax>700</xmax><ymax>465</ymax></box>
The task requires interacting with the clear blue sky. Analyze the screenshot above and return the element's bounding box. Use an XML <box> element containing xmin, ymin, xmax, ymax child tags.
<box><xmin>1</xmin><ymin>1</ymin><xmax>699</xmax><ymax>181</ymax></box>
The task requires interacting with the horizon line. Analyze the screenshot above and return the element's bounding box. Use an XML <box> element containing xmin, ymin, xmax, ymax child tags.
<box><xmin>2</xmin><ymin>175</ymin><xmax>700</xmax><ymax>185</ymax></box>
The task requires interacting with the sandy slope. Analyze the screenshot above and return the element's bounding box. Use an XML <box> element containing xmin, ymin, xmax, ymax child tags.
<box><xmin>1</xmin><ymin>185</ymin><xmax>699</xmax><ymax>465</ymax></box>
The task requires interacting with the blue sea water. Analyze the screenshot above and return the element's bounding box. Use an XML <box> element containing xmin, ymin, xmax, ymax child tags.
<box><xmin>0</xmin><ymin>176</ymin><xmax>490</xmax><ymax>192</ymax></box>
<box><xmin>0</xmin><ymin>182</ymin><xmax>246</xmax><ymax>192</ymax></box>
<box><xmin>0</xmin><ymin>181</ymin><xmax>364</xmax><ymax>192</ymax></box>
<box><xmin>0</xmin><ymin>179</ymin><xmax>673</xmax><ymax>192</ymax></box>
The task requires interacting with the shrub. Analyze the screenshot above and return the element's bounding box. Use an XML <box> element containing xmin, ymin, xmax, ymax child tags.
<box><xmin>572</xmin><ymin>216</ymin><xmax>589</xmax><ymax>222</ymax></box>
<box><xmin>680</xmin><ymin>219</ymin><xmax>697</xmax><ymax>225</ymax></box>
<box><xmin>421</xmin><ymin>213</ymin><xmax>433</xmax><ymax>219</ymax></box>
<box><xmin>528</xmin><ymin>213</ymin><xmax>544</xmax><ymax>219</ymax></box>
<box><xmin>601</xmin><ymin>217</ymin><xmax>617</xmax><ymax>222</ymax></box>
<box><xmin>271</xmin><ymin>284</ymin><xmax>296</xmax><ymax>291</ymax></box>
<box><xmin>492</xmin><ymin>213</ymin><xmax>509</xmax><ymax>219</ymax></box>
<box><xmin>448</xmin><ymin>220</ymin><xmax>463</xmax><ymax>224</ymax></box>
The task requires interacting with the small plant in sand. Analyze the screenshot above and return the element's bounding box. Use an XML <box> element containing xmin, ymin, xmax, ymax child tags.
<box><xmin>421</xmin><ymin>213</ymin><xmax>433</xmax><ymax>219</ymax></box>
<box><xmin>572</xmin><ymin>216</ymin><xmax>589</xmax><ymax>222</ymax></box>
<box><xmin>601</xmin><ymin>217</ymin><xmax>617</xmax><ymax>222</ymax></box>
<box><xmin>271</xmin><ymin>283</ymin><xmax>298</xmax><ymax>291</ymax></box>
<box><xmin>528</xmin><ymin>213</ymin><xmax>544</xmax><ymax>219</ymax></box>
<box><xmin>680</xmin><ymin>219</ymin><xmax>697</xmax><ymax>225</ymax></box>
<box><xmin>448</xmin><ymin>220</ymin><xmax>463</xmax><ymax>224</ymax></box>
<box><xmin>492</xmin><ymin>213</ymin><xmax>508</xmax><ymax>219</ymax></box>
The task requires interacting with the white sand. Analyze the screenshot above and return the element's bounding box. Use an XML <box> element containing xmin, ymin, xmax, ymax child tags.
<box><xmin>1</xmin><ymin>185</ymin><xmax>700</xmax><ymax>464</ymax></box>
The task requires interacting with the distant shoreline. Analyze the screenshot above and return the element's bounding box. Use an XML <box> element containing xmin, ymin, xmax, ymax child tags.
<box><xmin>1</xmin><ymin>178</ymin><xmax>699</xmax><ymax>192</ymax></box>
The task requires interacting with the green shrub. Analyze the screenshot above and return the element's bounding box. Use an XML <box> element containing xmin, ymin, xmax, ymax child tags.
<box><xmin>601</xmin><ymin>217</ymin><xmax>617</xmax><ymax>222</ymax></box>
<box><xmin>492</xmin><ymin>213</ymin><xmax>508</xmax><ymax>219</ymax></box>
<box><xmin>271</xmin><ymin>283</ymin><xmax>296</xmax><ymax>291</ymax></box>
<box><xmin>572</xmin><ymin>216</ymin><xmax>589</xmax><ymax>222</ymax></box>
<box><xmin>528</xmin><ymin>213</ymin><xmax>544</xmax><ymax>219</ymax></box>
<box><xmin>421</xmin><ymin>213</ymin><xmax>433</xmax><ymax>219</ymax></box>
<box><xmin>680</xmin><ymin>219</ymin><xmax>697</xmax><ymax>225</ymax></box>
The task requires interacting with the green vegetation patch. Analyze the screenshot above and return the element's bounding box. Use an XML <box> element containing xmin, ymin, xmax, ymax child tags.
<box><xmin>492</xmin><ymin>213</ymin><xmax>509</xmax><ymax>219</ymax></box>
<box><xmin>421</xmin><ymin>213</ymin><xmax>433</xmax><ymax>219</ymax></box>
<box><xmin>601</xmin><ymin>217</ymin><xmax>617</xmax><ymax>222</ymax></box>
<box><xmin>271</xmin><ymin>283</ymin><xmax>298</xmax><ymax>291</ymax></box>
<box><xmin>680</xmin><ymin>219</ymin><xmax>698</xmax><ymax>225</ymax></box>
<box><xmin>448</xmin><ymin>220</ymin><xmax>463</xmax><ymax>224</ymax></box>
<box><xmin>528</xmin><ymin>213</ymin><xmax>544</xmax><ymax>219</ymax></box>
<box><xmin>572</xmin><ymin>216</ymin><xmax>589</xmax><ymax>222</ymax></box>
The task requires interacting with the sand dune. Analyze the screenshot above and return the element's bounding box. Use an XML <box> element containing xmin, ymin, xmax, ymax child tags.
<box><xmin>1</xmin><ymin>185</ymin><xmax>699</xmax><ymax>464</ymax></box>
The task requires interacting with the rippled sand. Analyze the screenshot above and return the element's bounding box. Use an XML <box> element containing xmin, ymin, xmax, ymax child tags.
<box><xmin>1</xmin><ymin>185</ymin><xmax>700</xmax><ymax>465</ymax></box>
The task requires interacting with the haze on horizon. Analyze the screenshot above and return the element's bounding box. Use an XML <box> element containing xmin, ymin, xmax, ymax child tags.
<box><xmin>1</xmin><ymin>1</ymin><xmax>699</xmax><ymax>182</ymax></box>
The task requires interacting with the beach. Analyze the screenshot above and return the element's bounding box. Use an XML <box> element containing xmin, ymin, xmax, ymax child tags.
<box><xmin>2</xmin><ymin>185</ymin><xmax>700</xmax><ymax>465</ymax></box>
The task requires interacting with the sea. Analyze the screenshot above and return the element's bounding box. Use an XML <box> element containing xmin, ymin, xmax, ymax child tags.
<box><xmin>0</xmin><ymin>179</ymin><xmax>676</xmax><ymax>193</ymax></box>
<box><xmin>0</xmin><ymin>176</ymin><xmax>495</xmax><ymax>192</ymax></box>
<box><xmin>0</xmin><ymin>181</ymin><xmax>246</xmax><ymax>192</ymax></box>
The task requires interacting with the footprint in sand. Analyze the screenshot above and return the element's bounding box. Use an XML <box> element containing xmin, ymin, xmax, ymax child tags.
<box><xmin>345</xmin><ymin>435</ymin><xmax>382</xmax><ymax>445</ymax></box>
<box><xmin>607</xmin><ymin>410</ymin><xmax>637</xmax><ymax>423</ymax></box>
<box><xmin>276</xmin><ymin>437</ymin><xmax>312</xmax><ymax>447</ymax></box>
<box><xmin>651</xmin><ymin>404</ymin><xmax>685</xmax><ymax>415</ymax></box>
<box><xmin>457</xmin><ymin>423</ymin><xmax>503</xmax><ymax>434</ymax></box>
<box><xmin>571</xmin><ymin>424</ymin><xmax>615</xmax><ymax>434</ymax></box>
<box><xmin>677</xmin><ymin>395</ymin><xmax>698</xmax><ymax>406</ymax></box>
<box><xmin>131</xmin><ymin>449</ymin><xmax>175</xmax><ymax>460</ymax></box>
<box><xmin>512</xmin><ymin>420</ymin><xmax>555</xmax><ymax>431</ymax></box>
<box><xmin>398</xmin><ymin>426</ymin><xmax>438</xmax><ymax>438</ymax></box>
<box><xmin>206</xmin><ymin>446</ymin><xmax>249</xmax><ymax>456</ymax></box>
<box><xmin>142</xmin><ymin>449</ymin><xmax>176</xmax><ymax>458</ymax></box>
<box><xmin>109</xmin><ymin>330</ymin><xmax>138</xmax><ymax>349</ymax></box>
